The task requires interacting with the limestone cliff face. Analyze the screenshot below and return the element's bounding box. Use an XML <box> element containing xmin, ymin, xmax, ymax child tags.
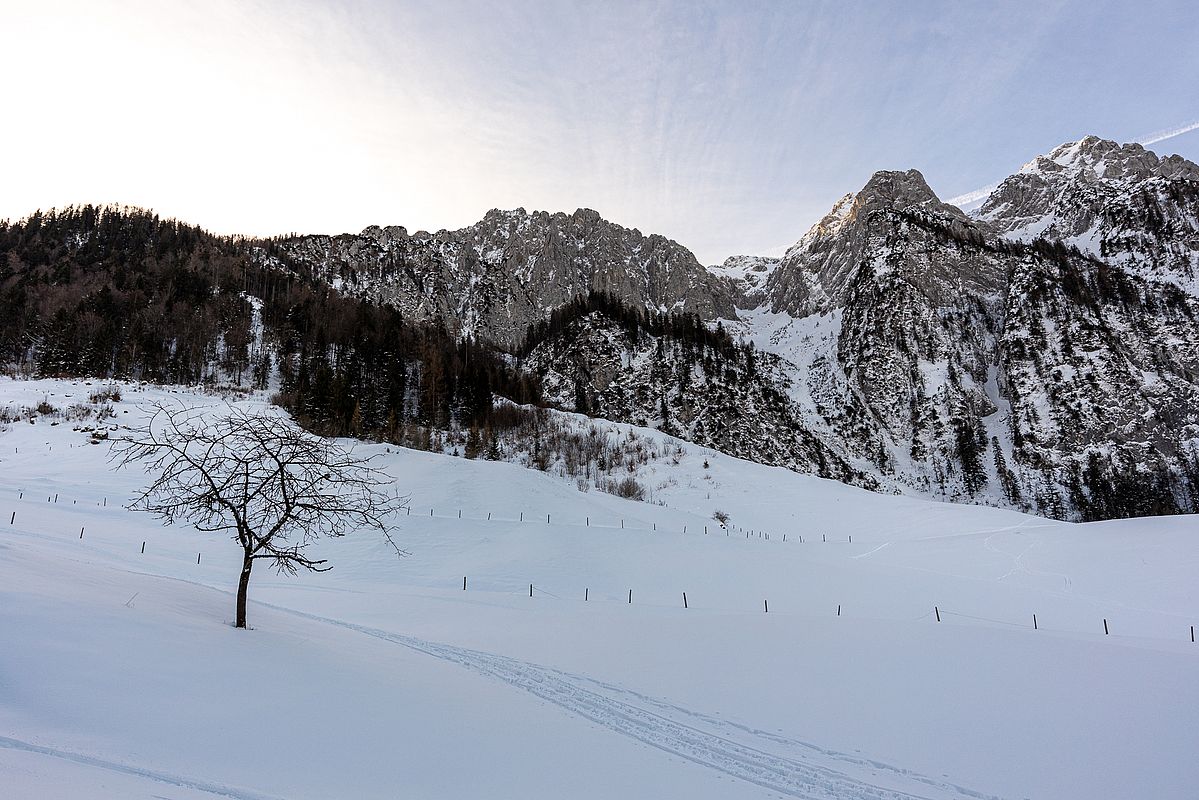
<box><xmin>978</xmin><ymin>135</ymin><xmax>1199</xmax><ymax>295</ymax></box>
<box><xmin>728</xmin><ymin>141</ymin><xmax>1199</xmax><ymax>519</ymax></box>
<box><xmin>272</xmin><ymin>136</ymin><xmax>1199</xmax><ymax>520</ymax></box>
<box><xmin>278</xmin><ymin>207</ymin><xmax>737</xmax><ymax>350</ymax></box>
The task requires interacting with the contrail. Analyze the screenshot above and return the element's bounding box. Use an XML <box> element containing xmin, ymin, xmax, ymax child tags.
<box><xmin>1136</xmin><ymin>119</ymin><xmax>1199</xmax><ymax>146</ymax></box>
<box><xmin>947</xmin><ymin>118</ymin><xmax>1199</xmax><ymax>208</ymax></box>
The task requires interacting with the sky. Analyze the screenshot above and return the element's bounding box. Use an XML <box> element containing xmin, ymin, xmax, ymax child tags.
<box><xmin>3</xmin><ymin>0</ymin><xmax>1199</xmax><ymax>264</ymax></box>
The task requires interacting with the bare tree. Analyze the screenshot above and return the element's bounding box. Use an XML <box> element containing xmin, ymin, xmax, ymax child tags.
<box><xmin>112</xmin><ymin>403</ymin><xmax>407</xmax><ymax>628</ymax></box>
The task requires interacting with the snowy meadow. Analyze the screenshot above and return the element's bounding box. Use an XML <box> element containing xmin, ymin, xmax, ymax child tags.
<box><xmin>1</xmin><ymin>378</ymin><xmax>1196</xmax><ymax>799</ymax></box>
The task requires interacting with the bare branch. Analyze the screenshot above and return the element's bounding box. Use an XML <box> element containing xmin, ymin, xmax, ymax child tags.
<box><xmin>110</xmin><ymin>401</ymin><xmax>408</xmax><ymax>627</ymax></box>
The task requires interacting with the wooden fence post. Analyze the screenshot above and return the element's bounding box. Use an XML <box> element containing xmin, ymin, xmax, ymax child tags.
<box><xmin>683</xmin><ymin>592</ymin><xmax>688</xmax><ymax>609</ymax></box>
<box><xmin>935</xmin><ymin>606</ymin><xmax>940</xmax><ymax>622</ymax></box>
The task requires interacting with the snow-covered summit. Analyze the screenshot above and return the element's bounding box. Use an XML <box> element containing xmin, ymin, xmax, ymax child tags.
<box><xmin>1016</xmin><ymin>134</ymin><xmax>1199</xmax><ymax>182</ymax></box>
<box><xmin>977</xmin><ymin>135</ymin><xmax>1199</xmax><ymax>294</ymax></box>
<box><xmin>707</xmin><ymin>254</ymin><xmax>780</xmax><ymax>306</ymax></box>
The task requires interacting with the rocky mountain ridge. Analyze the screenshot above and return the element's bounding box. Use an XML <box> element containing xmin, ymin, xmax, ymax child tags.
<box><xmin>276</xmin><ymin>207</ymin><xmax>736</xmax><ymax>350</ymax></box>
<box><xmin>6</xmin><ymin>135</ymin><xmax>1198</xmax><ymax>521</ymax></box>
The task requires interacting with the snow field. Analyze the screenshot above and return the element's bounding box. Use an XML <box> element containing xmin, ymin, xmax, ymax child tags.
<box><xmin>1</xmin><ymin>378</ymin><xmax>1197</xmax><ymax>799</ymax></box>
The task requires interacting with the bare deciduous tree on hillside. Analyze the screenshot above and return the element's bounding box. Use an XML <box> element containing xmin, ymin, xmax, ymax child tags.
<box><xmin>112</xmin><ymin>404</ymin><xmax>407</xmax><ymax>628</ymax></box>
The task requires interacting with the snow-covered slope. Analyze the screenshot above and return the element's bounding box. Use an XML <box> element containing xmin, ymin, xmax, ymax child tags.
<box><xmin>977</xmin><ymin>135</ymin><xmax>1199</xmax><ymax>294</ymax></box>
<box><xmin>2</xmin><ymin>378</ymin><xmax>1197</xmax><ymax>799</ymax></box>
<box><xmin>687</xmin><ymin>143</ymin><xmax>1199</xmax><ymax>520</ymax></box>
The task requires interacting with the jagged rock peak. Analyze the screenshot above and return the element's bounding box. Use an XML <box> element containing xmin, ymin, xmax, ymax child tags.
<box><xmin>856</xmin><ymin>168</ymin><xmax>944</xmax><ymax>207</ymax></box>
<box><xmin>1019</xmin><ymin>135</ymin><xmax>1199</xmax><ymax>183</ymax></box>
<box><xmin>978</xmin><ymin>134</ymin><xmax>1199</xmax><ymax>295</ymax></box>
<box><xmin>764</xmin><ymin>168</ymin><xmax>989</xmax><ymax>316</ymax></box>
<box><xmin>279</xmin><ymin>205</ymin><xmax>738</xmax><ymax>349</ymax></box>
<box><xmin>784</xmin><ymin>171</ymin><xmax>962</xmax><ymax>259</ymax></box>
<box><xmin>358</xmin><ymin>224</ymin><xmax>409</xmax><ymax>240</ymax></box>
<box><xmin>707</xmin><ymin>255</ymin><xmax>780</xmax><ymax>307</ymax></box>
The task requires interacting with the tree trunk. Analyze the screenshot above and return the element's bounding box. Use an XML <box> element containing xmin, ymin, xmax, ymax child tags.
<box><xmin>235</xmin><ymin>549</ymin><xmax>253</xmax><ymax>629</ymax></box>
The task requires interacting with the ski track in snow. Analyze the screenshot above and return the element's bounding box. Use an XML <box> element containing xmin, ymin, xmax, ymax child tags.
<box><xmin>42</xmin><ymin>562</ymin><xmax>1007</xmax><ymax>800</ymax></box>
<box><xmin>0</xmin><ymin>735</ymin><xmax>286</xmax><ymax>800</ymax></box>
<box><xmin>282</xmin><ymin>606</ymin><xmax>1003</xmax><ymax>800</ymax></box>
<box><xmin>984</xmin><ymin>531</ymin><xmax>1073</xmax><ymax>591</ymax></box>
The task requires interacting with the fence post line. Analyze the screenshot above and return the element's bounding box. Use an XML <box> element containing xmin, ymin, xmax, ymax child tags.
<box><xmin>935</xmin><ymin>606</ymin><xmax>940</xmax><ymax>622</ymax></box>
<box><xmin>487</xmin><ymin>512</ymin><xmax>491</xmax><ymax>520</ymax></box>
<box><xmin>141</xmin><ymin>541</ymin><xmax>146</xmax><ymax>554</ymax></box>
<box><xmin>585</xmin><ymin>587</ymin><xmax>588</xmax><ymax>602</ymax></box>
<box><xmin>458</xmin><ymin>509</ymin><xmax>461</xmax><ymax>519</ymax></box>
<box><xmin>197</xmin><ymin>553</ymin><xmax>201</xmax><ymax>565</ymax></box>
<box><xmin>9</xmin><ymin>512</ymin><xmax>13</xmax><ymax>524</ymax></box>
<box><xmin>1103</xmin><ymin>618</ymin><xmax>1109</xmax><ymax>635</ymax></box>
<box><xmin>463</xmin><ymin>576</ymin><xmax>467</xmax><ymax>591</ymax></box>
<box><xmin>764</xmin><ymin>599</ymin><xmax>768</xmax><ymax>613</ymax></box>
<box><xmin>1191</xmin><ymin>625</ymin><xmax>1195</xmax><ymax>643</ymax></box>
<box><xmin>79</xmin><ymin>527</ymin><xmax>84</xmax><ymax>539</ymax></box>
<box><xmin>628</xmin><ymin>589</ymin><xmax>632</xmax><ymax>604</ymax></box>
<box><xmin>837</xmin><ymin>604</ymin><xmax>841</xmax><ymax>617</ymax></box>
<box><xmin>530</xmin><ymin>583</ymin><xmax>533</xmax><ymax>598</ymax></box>
<box><xmin>683</xmin><ymin>592</ymin><xmax>688</xmax><ymax>609</ymax></box>
<box><xmin>1033</xmin><ymin>614</ymin><xmax>1038</xmax><ymax>630</ymax></box>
